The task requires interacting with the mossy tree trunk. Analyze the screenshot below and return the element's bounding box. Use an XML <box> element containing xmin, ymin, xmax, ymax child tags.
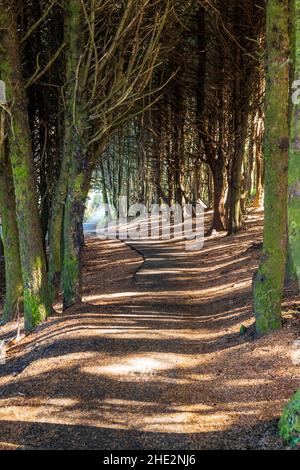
<box><xmin>287</xmin><ymin>0</ymin><xmax>300</xmax><ymax>288</ymax></box>
<box><xmin>62</xmin><ymin>140</ymin><xmax>88</xmax><ymax>310</ymax></box>
<box><xmin>0</xmin><ymin>122</ymin><xmax>23</xmax><ymax>322</ymax></box>
<box><xmin>48</xmin><ymin>0</ymin><xmax>87</xmax><ymax>305</ymax></box>
<box><xmin>279</xmin><ymin>0</ymin><xmax>300</xmax><ymax>447</ymax></box>
<box><xmin>0</xmin><ymin>4</ymin><xmax>51</xmax><ymax>331</ymax></box>
<box><xmin>48</xmin><ymin>125</ymin><xmax>71</xmax><ymax>301</ymax></box>
<box><xmin>253</xmin><ymin>0</ymin><xmax>289</xmax><ymax>335</ymax></box>
<box><xmin>57</xmin><ymin>0</ymin><xmax>89</xmax><ymax>309</ymax></box>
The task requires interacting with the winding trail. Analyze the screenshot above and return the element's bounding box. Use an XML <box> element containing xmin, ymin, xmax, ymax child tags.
<box><xmin>0</xmin><ymin>212</ymin><xmax>297</xmax><ymax>449</ymax></box>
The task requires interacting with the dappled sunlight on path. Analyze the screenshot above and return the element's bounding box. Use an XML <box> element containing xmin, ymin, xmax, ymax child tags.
<box><xmin>0</xmin><ymin>212</ymin><xmax>299</xmax><ymax>449</ymax></box>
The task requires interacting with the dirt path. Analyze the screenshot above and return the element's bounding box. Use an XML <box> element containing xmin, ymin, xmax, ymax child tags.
<box><xmin>0</xmin><ymin>211</ymin><xmax>299</xmax><ymax>449</ymax></box>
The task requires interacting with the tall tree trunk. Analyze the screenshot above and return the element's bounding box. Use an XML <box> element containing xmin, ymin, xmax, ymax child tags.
<box><xmin>280</xmin><ymin>10</ymin><xmax>300</xmax><ymax>430</ymax></box>
<box><xmin>62</xmin><ymin>165</ymin><xmax>87</xmax><ymax>310</ymax></box>
<box><xmin>0</xmin><ymin>4</ymin><xmax>51</xmax><ymax>331</ymax></box>
<box><xmin>48</xmin><ymin>0</ymin><xmax>85</xmax><ymax>304</ymax></box>
<box><xmin>0</xmin><ymin>126</ymin><xmax>23</xmax><ymax>322</ymax></box>
<box><xmin>210</xmin><ymin>159</ymin><xmax>226</xmax><ymax>231</ymax></box>
<box><xmin>253</xmin><ymin>0</ymin><xmax>289</xmax><ymax>335</ymax></box>
<box><xmin>48</xmin><ymin>129</ymin><xmax>71</xmax><ymax>301</ymax></box>
<box><xmin>227</xmin><ymin>10</ymin><xmax>252</xmax><ymax>235</ymax></box>
<box><xmin>243</xmin><ymin>116</ymin><xmax>256</xmax><ymax>208</ymax></box>
<box><xmin>60</xmin><ymin>0</ymin><xmax>89</xmax><ymax>309</ymax></box>
<box><xmin>280</xmin><ymin>5</ymin><xmax>300</xmax><ymax>428</ymax></box>
<box><xmin>253</xmin><ymin>115</ymin><xmax>264</xmax><ymax>208</ymax></box>
<box><xmin>227</xmin><ymin>112</ymin><xmax>249</xmax><ymax>234</ymax></box>
<box><xmin>287</xmin><ymin>0</ymin><xmax>300</xmax><ymax>288</ymax></box>
<box><xmin>62</xmin><ymin>139</ymin><xmax>92</xmax><ymax>310</ymax></box>
<box><xmin>192</xmin><ymin>160</ymin><xmax>201</xmax><ymax>207</ymax></box>
<box><xmin>174</xmin><ymin>102</ymin><xmax>184</xmax><ymax>206</ymax></box>
<box><xmin>166</xmin><ymin>101</ymin><xmax>174</xmax><ymax>205</ymax></box>
<box><xmin>100</xmin><ymin>162</ymin><xmax>112</xmax><ymax>222</ymax></box>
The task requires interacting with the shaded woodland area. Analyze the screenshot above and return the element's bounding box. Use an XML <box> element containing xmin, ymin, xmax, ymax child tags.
<box><xmin>1</xmin><ymin>0</ymin><xmax>300</xmax><ymax>451</ymax></box>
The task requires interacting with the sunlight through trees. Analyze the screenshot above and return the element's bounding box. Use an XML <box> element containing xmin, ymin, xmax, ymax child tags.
<box><xmin>1</xmin><ymin>0</ymin><xmax>300</xmax><ymax>451</ymax></box>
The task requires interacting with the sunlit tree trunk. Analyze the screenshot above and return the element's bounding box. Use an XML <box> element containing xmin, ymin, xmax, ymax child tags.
<box><xmin>0</xmin><ymin>4</ymin><xmax>51</xmax><ymax>331</ymax></box>
<box><xmin>253</xmin><ymin>0</ymin><xmax>289</xmax><ymax>334</ymax></box>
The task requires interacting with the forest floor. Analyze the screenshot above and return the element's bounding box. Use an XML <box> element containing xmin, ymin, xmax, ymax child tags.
<box><xmin>0</xmin><ymin>210</ymin><xmax>300</xmax><ymax>449</ymax></box>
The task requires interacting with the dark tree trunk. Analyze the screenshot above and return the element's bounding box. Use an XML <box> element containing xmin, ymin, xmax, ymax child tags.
<box><xmin>210</xmin><ymin>160</ymin><xmax>226</xmax><ymax>231</ymax></box>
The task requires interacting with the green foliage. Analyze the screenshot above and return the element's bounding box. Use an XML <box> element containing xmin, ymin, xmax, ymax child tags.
<box><xmin>239</xmin><ymin>325</ymin><xmax>248</xmax><ymax>335</ymax></box>
<box><xmin>279</xmin><ymin>389</ymin><xmax>300</xmax><ymax>447</ymax></box>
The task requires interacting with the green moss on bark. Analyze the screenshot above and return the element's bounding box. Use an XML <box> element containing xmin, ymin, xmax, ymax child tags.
<box><xmin>58</xmin><ymin>0</ymin><xmax>90</xmax><ymax>309</ymax></box>
<box><xmin>62</xmin><ymin>144</ymin><xmax>87</xmax><ymax>310</ymax></box>
<box><xmin>279</xmin><ymin>389</ymin><xmax>300</xmax><ymax>447</ymax></box>
<box><xmin>253</xmin><ymin>0</ymin><xmax>289</xmax><ymax>335</ymax></box>
<box><xmin>0</xmin><ymin>132</ymin><xmax>23</xmax><ymax>322</ymax></box>
<box><xmin>279</xmin><ymin>0</ymin><xmax>300</xmax><ymax>446</ymax></box>
<box><xmin>0</xmin><ymin>4</ymin><xmax>51</xmax><ymax>331</ymax></box>
<box><xmin>288</xmin><ymin>0</ymin><xmax>300</xmax><ymax>288</ymax></box>
<box><xmin>49</xmin><ymin>0</ymin><xmax>86</xmax><ymax>303</ymax></box>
